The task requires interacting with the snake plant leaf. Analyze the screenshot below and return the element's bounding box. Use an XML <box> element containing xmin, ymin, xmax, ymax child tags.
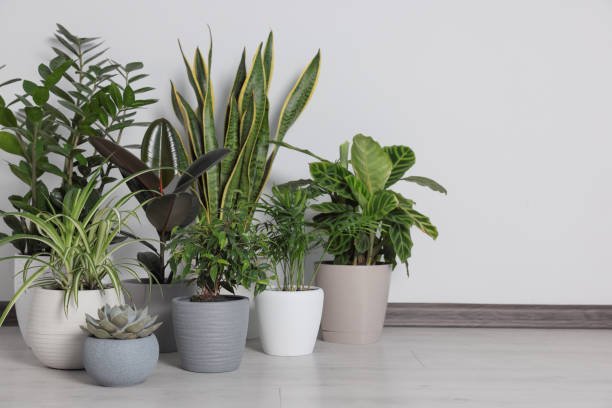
<box><xmin>220</xmin><ymin>97</ymin><xmax>240</xmax><ymax>188</ymax></box>
<box><xmin>247</xmin><ymin>99</ymin><xmax>270</xmax><ymax>202</ymax></box>
<box><xmin>404</xmin><ymin>207</ymin><xmax>438</xmax><ymax>239</ymax></box>
<box><xmin>178</xmin><ymin>40</ymin><xmax>203</xmax><ymax>104</ymax></box>
<box><xmin>345</xmin><ymin>174</ymin><xmax>370</xmax><ymax>208</ymax></box>
<box><xmin>309</xmin><ymin>162</ymin><xmax>353</xmax><ymax>199</ymax></box>
<box><xmin>384</xmin><ymin>145</ymin><xmax>415</xmax><ymax>187</ymax></box>
<box><xmin>194</xmin><ymin>48</ymin><xmax>208</xmax><ymax>107</ymax></box>
<box><xmin>173</xmin><ymin>148</ymin><xmax>230</xmax><ymax>194</ymax></box>
<box><xmin>202</xmin><ymin>69</ymin><xmax>219</xmax><ymax>214</ymax></box>
<box><xmin>389</xmin><ymin>222</ymin><xmax>413</xmax><ymax>262</ymax></box>
<box><xmin>351</xmin><ymin>134</ymin><xmax>392</xmax><ymax>193</ymax></box>
<box><xmin>145</xmin><ymin>192</ymin><xmax>199</xmax><ymax>234</ymax></box>
<box><xmin>238</xmin><ymin>43</ymin><xmax>266</xmax><ymax>119</ymax></box>
<box><xmin>0</xmin><ymin>131</ymin><xmax>22</xmax><ymax>155</ymax></box>
<box><xmin>401</xmin><ymin>176</ymin><xmax>447</xmax><ymax>194</ymax></box>
<box><xmin>263</xmin><ymin>31</ymin><xmax>274</xmax><ymax>90</ymax></box>
<box><xmin>274</xmin><ymin>50</ymin><xmax>320</xmax><ymax>141</ymax></box>
<box><xmin>364</xmin><ymin>190</ymin><xmax>399</xmax><ymax>218</ymax></box>
<box><xmin>229</xmin><ymin>49</ymin><xmax>247</xmax><ymax>100</ymax></box>
<box><xmin>142</xmin><ymin>118</ymin><xmax>188</xmax><ymax>188</ymax></box>
<box><xmin>89</xmin><ymin>137</ymin><xmax>161</xmax><ymax>192</ymax></box>
<box><xmin>172</xmin><ymin>86</ymin><xmax>203</xmax><ymax>157</ymax></box>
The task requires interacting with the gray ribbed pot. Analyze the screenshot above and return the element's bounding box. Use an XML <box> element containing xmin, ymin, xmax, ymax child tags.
<box><xmin>172</xmin><ymin>295</ymin><xmax>249</xmax><ymax>373</ymax></box>
<box><xmin>122</xmin><ymin>279</ymin><xmax>195</xmax><ymax>353</ymax></box>
<box><xmin>83</xmin><ymin>335</ymin><xmax>159</xmax><ymax>387</ymax></box>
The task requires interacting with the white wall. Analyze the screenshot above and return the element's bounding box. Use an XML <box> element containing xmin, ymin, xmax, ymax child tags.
<box><xmin>1</xmin><ymin>0</ymin><xmax>611</xmax><ymax>304</ymax></box>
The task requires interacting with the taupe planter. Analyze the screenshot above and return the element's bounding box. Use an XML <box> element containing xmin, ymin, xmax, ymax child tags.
<box><xmin>315</xmin><ymin>263</ymin><xmax>391</xmax><ymax>344</ymax></box>
<box><xmin>172</xmin><ymin>295</ymin><xmax>249</xmax><ymax>373</ymax></box>
<box><xmin>122</xmin><ymin>279</ymin><xmax>195</xmax><ymax>353</ymax></box>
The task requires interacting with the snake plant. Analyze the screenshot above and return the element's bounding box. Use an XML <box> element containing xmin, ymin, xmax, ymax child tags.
<box><xmin>144</xmin><ymin>31</ymin><xmax>320</xmax><ymax>224</ymax></box>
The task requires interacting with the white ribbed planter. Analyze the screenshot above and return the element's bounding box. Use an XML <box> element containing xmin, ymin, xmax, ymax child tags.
<box><xmin>13</xmin><ymin>257</ymin><xmax>48</xmax><ymax>347</ymax></box>
<box><xmin>28</xmin><ymin>287</ymin><xmax>122</xmax><ymax>369</ymax></box>
<box><xmin>256</xmin><ymin>287</ymin><xmax>324</xmax><ymax>356</ymax></box>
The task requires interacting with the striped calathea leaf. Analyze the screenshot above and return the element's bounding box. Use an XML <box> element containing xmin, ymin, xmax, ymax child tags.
<box><xmin>277</xmin><ymin>134</ymin><xmax>446</xmax><ymax>273</ymax></box>
<box><xmin>150</xmin><ymin>30</ymin><xmax>320</xmax><ymax>226</ymax></box>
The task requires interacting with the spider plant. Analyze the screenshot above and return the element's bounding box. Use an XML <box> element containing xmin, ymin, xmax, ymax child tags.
<box><xmin>0</xmin><ymin>170</ymin><xmax>151</xmax><ymax>326</ymax></box>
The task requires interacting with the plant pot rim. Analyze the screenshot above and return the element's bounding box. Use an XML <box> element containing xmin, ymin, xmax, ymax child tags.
<box><xmin>85</xmin><ymin>335</ymin><xmax>155</xmax><ymax>343</ymax></box>
<box><xmin>262</xmin><ymin>286</ymin><xmax>322</xmax><ymax>293</ymax></box>
<box><xmin>123</xmin><ymin>278</ymin><xmax>191</xmax><ymax>286</ymax></box>
<box><xmin>172</xmin><ymin>295</ymin><xmax>248</xmax><ymax>304</ymax></box>
<box><xmin>32</xmin><ymin>286</ymin><xmax>116</xmax><ymax>293</ymax></box>
<box><xmin>316</xmin><ymin>261</ymin><xmax>392</xmax><ymax>268</ymax></box>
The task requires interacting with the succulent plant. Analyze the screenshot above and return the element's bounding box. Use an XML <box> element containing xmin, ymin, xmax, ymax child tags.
<box><xmin>82</xmin><ymin>304</ymin><xmax>162</xmax><ymax>340</ymax></box>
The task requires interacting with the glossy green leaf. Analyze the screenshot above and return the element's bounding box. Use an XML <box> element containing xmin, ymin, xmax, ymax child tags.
<box><xmin>0</xmin><ymin>131</ymin><xmax>21</xmax><ymax>155</ymax></box>
<box><xmin>365</xmin><ymin>190</ymin><xmax>398</xmax><ymax>218</ymax></box>
<box><xmin>345</xmin><ymin>174</ymin><xmax>370</xmax><ymax>208</ymax></box>
<box><xmin>389</xmin><ymin>223</ymin><xmax>413</xmax><ymax>263</ymax></box>
<box><xmin>0</xmin><ymin>107</ymin><xmax>16</xmax><ymax>127</ymax></box>
<box><xmin>405</xmin><ymin>207</ymin><xmax>438</xmax><ymax>239</ymax></box>
<box><xmin>309</xmin><ymin>162</ymin><xmax>353</xmax><ymax>199</ymax></box>
<box><xmin>142</xmin><ymin>119</ymin><xmax>188</xmax><ymax>188</ymax></box>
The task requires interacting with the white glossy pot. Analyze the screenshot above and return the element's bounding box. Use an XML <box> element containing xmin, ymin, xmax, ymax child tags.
<box><xmin>256</xmin><ymin>287</ymin><xmax>324</xmax><ymax>356</ymax></box>
<box><xmin>13</xmin><ymin>257</ymin><xmax>48</xmax><ymax>347</ymax></box>
<box><xmin>28</xmin><ymin>287</ymin><xmax>122</xmax><ymax>369</ymax></box>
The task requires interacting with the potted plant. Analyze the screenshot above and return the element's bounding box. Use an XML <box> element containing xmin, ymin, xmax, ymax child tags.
<box><xmin>256</xmin><ymin>183</ymin><xmax>324</xmax><ymax>356</ymax></box>
<box><xmin>144</xmin><ymin>30</ymin><xmax>320</xmax><ymax>339</ymax></box>
<box><xmin>279</xmin><ymin>134</ymin><xmax>446</xmax><ymax>344</ymax></box>
<box><xmin>89</xmin><ymin>136</ymin><xmax>229</xmax><ymax>352</ymax></box>
<box><xmin>0</xmin><ymin>24</ymin><xmax>155</xmax><ymax>345</ymax></box>
<box><xmin>0</xmin><ymin>174</ymin><xmax>146</xmax><ymax>369</ymax></box>
<box><xmin>82</xmin><ymin>304</ymin><xmax>162</xmax><ymax>387</ymax></box>
<box><xmin>168</xmin><ymin>207</ymin><xmax>269</xmax><ymax>372</ymax></box>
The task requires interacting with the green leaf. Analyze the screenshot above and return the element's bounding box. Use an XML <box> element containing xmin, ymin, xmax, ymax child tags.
<box><xmin>220</xmin><ymin>97</ymin><xmax>240</xmax><ymax>189</ymax></box>
<box><xmin>310</xmin><ymin>202</ymin><xmax>352</xmax><ymax>214</ymax></box>
<box><xmin>142</xmin><ymin>119</ymin><xmax>188</xmax><ymax>188</ymax></box>
<box><xmin>365</xmin><ymin>191</ymin><xmax>398</xmax><ymax>218</ymax></box>
<box><xmin>275</xmin><ymin>50</ymin><xmax>320</xmax><ymax>141</ymax></box>
<box><xmin>125</xmin><ymin>62</ymin><xmax>144</xmax><ymax>72</ymax></box>
<box><xmin>123</xmin><ymin>86</ymin><xmax>135</xmax><ymax>106</ymax></box>
<box><xmin>0</xmin><ymin>131</ymin><xmax>21</xmax><ymax>155</ymax></box>
<box><xmin>0</xmin><ymin>107</ymin><xmax>17</xmax><ymax>127</ymax></box>
<box><xmin>401</xmin><ymin>176</ymin><xmax>447</xmax><ymax>194</ymax></box>
<box><xmin>309</xmin><ymin>162</ymin><xmax>353</xmax><ymax>199</ymax></box>
<box><xmin>389</xmin><ymin>223</ymin><xmax>413</xmax><ymax>263</ymax></box>
<box><xmin>351</xmin><ymin>134</ymin><xmax>392</xmax><ymax>193</ymax></box>
<box><xmin>384</xmin><ymin>145</ymin><xmax>415</xmax><ymax>187</ymax></box>
<box><xmin>43</xmin><ymin>60</ymin><xmax>71</xmax><ymax>88</ymax></box>
<box><xmin>345</xmin><ymin>174</ymin><xmax>370</xmax><ymax>208</ymax></box>
<box><xmin>263</xmin><ymin>31</ymin><xmax>274</xmax><ymax>90</ymax></box>
<box><xmin>405</xmin><ymin>207</ymin><xmax>438</xmax><ymax>239</ymax></box>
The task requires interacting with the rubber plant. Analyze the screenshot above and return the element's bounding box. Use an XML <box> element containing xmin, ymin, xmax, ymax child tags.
<box><xmin>89</xmin><ymin>136</ymin><xmax>229</xmax><ymax>284</ymax></box>
<box><xmin>145</xmin><ymin>31</ymin><xmax>320</xmax><ymax>225</ymax></box>
<box><xmin>278</xmin><ymin>134</ymin><xmax>446</xmax><ymax>271</ymax></box>
<box><xmin>0</xmin><ymin>24</ymin><xmax>156</xmax><ymax>255</ymax></box>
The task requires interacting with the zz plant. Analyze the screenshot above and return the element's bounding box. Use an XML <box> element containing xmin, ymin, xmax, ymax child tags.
<box><xmin>0</xmin><ymin>24</ymin><xmax>155</xmax><ymax>255</ymax></box>
<box><xmin>280</xmin><ymin>134</ymin><xmax>446</xmax><ymax>270</ymax></box>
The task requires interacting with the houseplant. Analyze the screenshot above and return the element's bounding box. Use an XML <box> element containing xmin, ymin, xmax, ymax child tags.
<box><xmin>82</xmin><ymin>304</ymin><xmax>162</xmax><ymax>387</ymax></box>
<box><xmin>145</xmin><ymin>31</ymin><xmax>320</xmax><ymax>338</ymax></box>
<box><xmin>256</xmin><ymin>183</ymin><xmax>324</xmax><ymax>356</ymax></box>
<box><xmin>279</xmin><ymin>134</ymin><xmax>446</xmax><ymax>344</ymax></box>
<box><xmin>168</xmin><ymin>207</ymin><xmax>269</xmax><ymax>372</ymax></box>
<box><xmin>0</xmin><ymin>173</ymin><xmax>146</xmax><ymax>368</ymax></box>
<box><xmin>0</xmin><ymin>24</ymin><xmax>155</xmax><ymax>344</ymax></box>
<box><xmin>88</xmin><ymin>136</ymin><xmax>229</xmax><ymax>352</ymax></box>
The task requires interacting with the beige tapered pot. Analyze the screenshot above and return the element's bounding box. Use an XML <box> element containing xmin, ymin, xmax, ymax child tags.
<box><xmin>27</xmin><ymin>287</ymin><xmax>122</xmax><ymax>369</ymax></box>
<box><xmin>315</xmin><ymin>263</ymin><xmax>391</xmax><ymax>344</ymax></box>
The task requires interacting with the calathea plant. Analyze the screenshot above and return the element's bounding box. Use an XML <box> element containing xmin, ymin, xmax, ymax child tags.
<box><xmin>168</xmin><ymin>206</ymin><xmax>269</xmax><ymax>300</ymax></box>
<box><xmin>0</xmin><ymin>24</ymin><xmax>156</xmax><ymax>255</ymax></box>
<box><xmin>278</xmin><ymin>134</ymin><xmax>446</xmax><ymax>270</ymax></box>
<box><xmin>89</xmin><ymin>136</ymin><xmax>229</xmax><ymax>284</ymax></box>
<box><xmin>145</xmin><ymin>31</ymin><xmax>320</xmax><ymax>225</ymax></box>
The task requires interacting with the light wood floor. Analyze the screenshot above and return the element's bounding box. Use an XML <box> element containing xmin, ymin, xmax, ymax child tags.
<box><xmin>1</xmin><ymin>326</ymin><xmax>611</xmax><ymax>407</ymax></box>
